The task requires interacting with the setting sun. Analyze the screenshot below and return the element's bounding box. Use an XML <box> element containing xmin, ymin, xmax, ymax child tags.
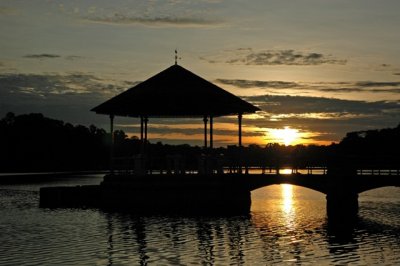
<box><xmin>271</xmin><ymin>127</ymin><xmax>299</xmax><ymax>146</ymax></box>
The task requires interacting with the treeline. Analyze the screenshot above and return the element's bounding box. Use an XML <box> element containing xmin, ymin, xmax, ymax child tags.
<box><xmin>0</xmin><ymin>112</ymin><xmax>399</xmax><ymax>172</ymax></box>
<box><xmin>0</xmin><ymin>112</ymin><xmax>110</xmax><ymax>172</ymax></box>
<box><xmin>338</xmin><ymin>125</ymin><xmax>400</xmax><ymax>168</ymax></box>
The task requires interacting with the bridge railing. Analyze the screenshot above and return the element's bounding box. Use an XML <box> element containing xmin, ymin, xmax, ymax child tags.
<box><xmin>357</xmin><ymin>169</ymin><xmax>400</xmax><ymax>176</ymax></box>
<box><xmin>222</xmin><ymin>166</ymin><xmax>328</xmax><ymax>175</ymax></box>
<box><xmin>112</xmin><ymin>155</ymin><xmax>399</xmax><ymax>177</ymax></box>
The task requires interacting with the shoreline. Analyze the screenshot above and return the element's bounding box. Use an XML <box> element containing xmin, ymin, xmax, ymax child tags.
<box><xmin>0</xmin><ymin>171</ymin><xmax>107</xmax><ymax>184</ymax></box>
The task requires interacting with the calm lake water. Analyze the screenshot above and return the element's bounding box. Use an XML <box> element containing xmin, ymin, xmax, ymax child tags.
<box><xmin>1</xmin><ymin>174</ymin><xmax>400</xmax><ymax>265</ymax></box>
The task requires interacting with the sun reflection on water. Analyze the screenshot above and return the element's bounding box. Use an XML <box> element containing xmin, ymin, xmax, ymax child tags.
<box><xmin>281</xmin><ymin>184</ymin><xmax>294</xmax><ymax>214</ymax></box>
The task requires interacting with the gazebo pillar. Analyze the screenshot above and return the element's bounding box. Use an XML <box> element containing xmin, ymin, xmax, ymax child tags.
<box><xmin>144</xmin><ymin>117</ymin><xmax>148</xmax><ymax>143</ymax></box>
<box><xmin>238</xmin><ymin>113</ymin><xmax>243</xmax><ymax>174</ymax></box>
<box><xmin>203</xmin><ymin>116</ymin><xmax>208</xmax><ymax>149</ymax></box>
<box><xmin>238</xmin><ymin>113</ymin><xmax>242</xmax><ymax>147</ymax></box>
<box><xmin>140</xmin><ymin>116</ymin><xmax>146</xmax><ymax>156</ymax></box>
<box><xmin>139</xmin><ymin>116</ymin><xmax>148</xmax><ymax>174</ymax></box>
<box><xmin>110</xmin><ymin>114</ymin><xmax>115</xmax><ymax>174</ymax></box>
<box><xmin>209</xmin><ymin>116</ymin><xmax>213</xmax><ymax>149</ymax></box>
<box><xmin>140</xmin><ymin>116</ymin><xmax>144</xmax><ymax>142</ymax></box>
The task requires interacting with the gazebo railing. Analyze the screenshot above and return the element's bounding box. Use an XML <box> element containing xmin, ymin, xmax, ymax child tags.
<box><xmin>111</xmin><ymin>154</ymin><xmax>227</xmax><ymax>175</ymax></box>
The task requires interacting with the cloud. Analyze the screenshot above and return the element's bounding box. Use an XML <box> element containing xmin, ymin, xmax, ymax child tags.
<box><xmin>319</xmin><ymin>87</ymin><xmax>400</xmax><ymax>93</ymax></box>
<box><xmin>216</xmin><ymin>78</ymin><xmax>400</xmax><ymax>94</ymax></box>
<box><xmin>202</xmin><ymin>48</ymin><xmax>347</xmax><ymax>66</ymax></box>
<box><xmin>23</xmin><ymin>54</ymin><xmax>61</xmax><ymax>59</ymax></box>
<box><xmin>84</xmin><ymin>15</ymin><xmax>222</xmax><ymax>27</ymax></box>
<box><xmin>0</xmin><ymin>72</ymin><xmax>129</xmax><ymax>112</ymax></box>
<box><xmin>216</xmin><ymin>79</ymin><xmax>299</xmax><ymax>89</ymax></box>
<box><xmin>0</xmin><ymin>72</ymin><xmax>141</xmax><ymax>127</ymax></box>
<box><xmin>23</xmin><ymin>54</ymin><xmax>85</xmax><ymax>60</ymax></box>
<box><xmin>244</xmin><ymin>95</ymin><xmax>400</xmax><ymax>115</ymax></box>
<box><xmin>355</xmin><ymin>81</ymin><xmax>400</xmax><ymax>87</ymax></box>
<box><xmin>60</xmin><ymin>1</ymin><xmax>224</xmax><ymax>28</ymax></box>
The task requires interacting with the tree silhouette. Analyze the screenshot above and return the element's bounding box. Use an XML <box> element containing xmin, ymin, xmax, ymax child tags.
<box><xmin>0</xmin><ymin>112</ymin><xmax>398</xmax><ymax>173</ymax></box>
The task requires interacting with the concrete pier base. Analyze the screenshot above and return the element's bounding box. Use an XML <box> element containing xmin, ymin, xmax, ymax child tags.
<box><xmin>326</xmin><ymin>191</ymin><xmax>359</xmax><ymax>220</ymax></box>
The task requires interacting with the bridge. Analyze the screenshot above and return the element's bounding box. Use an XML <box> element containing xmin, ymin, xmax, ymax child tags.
<box><xmin>244</xmin><ymin>169</ymin><xmax>400</xmax><ymax>194</ymax></box>
<box><xmin>40</xmin><ymin>168</ymin><xmax>400</xmax><ymax>219</ymax></box>
<box><xmin>241</xmin><ymin>169</ymin><xmax>400</xmax><ymax>219</ymax></box>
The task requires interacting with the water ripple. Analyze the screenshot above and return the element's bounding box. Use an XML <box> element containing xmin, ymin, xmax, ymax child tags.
<box><xmin>0</xmin><ymin>185</ymin><xmax>400</xmax><ymax>265</ymax></box>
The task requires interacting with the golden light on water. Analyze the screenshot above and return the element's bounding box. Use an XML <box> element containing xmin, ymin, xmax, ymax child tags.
<box><xmin>281</xmin><ymin>184</ymin><xmax>294</xmax><ymax>214</ymax></box>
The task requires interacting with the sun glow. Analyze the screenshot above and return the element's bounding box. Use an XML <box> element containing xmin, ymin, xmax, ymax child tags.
<box><xmin>270</xmin><ymin>126</ymin><xmax>299</xmax><ymax>146</ymax></box>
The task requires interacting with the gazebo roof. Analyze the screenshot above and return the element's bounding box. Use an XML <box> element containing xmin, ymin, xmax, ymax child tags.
<box><xmin>91</xmin><ymin>64</ymin><xmax>260</xmax><ymax>117</ymax></box>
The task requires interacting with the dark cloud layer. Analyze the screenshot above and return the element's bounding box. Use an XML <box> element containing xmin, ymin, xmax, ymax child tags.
<box><xmin>202</xmin><ymin>48</ymin><xmax>346</xmax><ymax>66</ymax></box>
<box><xmin>85</xmin><ymin>15</ymin><xmax>222</xmax><ymax>27</ymax></box>
<box><xmin>216</xmin><ymin>79</ymin><xmax>298</xmax><ymax>89</ymax></box>
<box><xmin>24</xmin><ymin>54</ymin><xmax>61</xmax><ymax>59</ymax></box>
<box><xmin>355</xmin><ymin>81</ymin><xmax>400</xmax><ymax>87</ymax></box>
<box><xmin>216</xmin><ymin>79</ymin><xmax>400</xmax><ymax>94</ymax></box>
<box><xmin>0</xmin><ymin>73</ymin><xmax>113</xmax><ymax>96</ymax></box>
<box><xmin>0</xmin><ymin>72</ymin><xmax>133</xmax><ymax>127</ymax></box>
<box><xmin>244</xmin><ymin>95</ymin><xmax>400</xmax><ymax>115</ymax></box>
<box><xmin>23</xmin><ymin>54</ymin><xmax>85</xmax><ymax>60</ymax></box>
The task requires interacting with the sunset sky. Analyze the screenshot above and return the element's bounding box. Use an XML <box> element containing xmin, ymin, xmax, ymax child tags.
<box><xmin>1</xmin><ymin>0</ymin><xmax>400</xmax><ymax>146</ymax></box>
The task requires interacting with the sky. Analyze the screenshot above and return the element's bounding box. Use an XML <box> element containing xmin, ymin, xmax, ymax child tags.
<box><xmin>1</xmin><ymin>0</ymin><xmax>400</xmax><ymax>147</ymax></box>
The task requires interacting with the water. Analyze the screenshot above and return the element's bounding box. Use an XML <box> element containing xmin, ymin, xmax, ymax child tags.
<box><xmin>1</xmin><ymin>175</ymin><xmax>400</xmax><ymax>265</ymax></box>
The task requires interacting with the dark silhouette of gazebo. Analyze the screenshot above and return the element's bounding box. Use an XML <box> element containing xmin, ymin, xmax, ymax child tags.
<box><xmin>92</xmin><ymin>63</ymin><xmax>260</xmax><ymax>173</ymax></box>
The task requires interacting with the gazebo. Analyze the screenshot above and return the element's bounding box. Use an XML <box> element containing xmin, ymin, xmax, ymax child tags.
<box><xmin>92</xmin><ymin>63</ymin><xmax>260</xmax><ymax>173</ymax></box>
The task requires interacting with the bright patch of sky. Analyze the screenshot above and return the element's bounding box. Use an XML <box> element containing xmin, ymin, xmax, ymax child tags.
<box><xmin>1</xmin><ymin>0</ymin><xmax>399</xmax><ymax>146</ymax></box>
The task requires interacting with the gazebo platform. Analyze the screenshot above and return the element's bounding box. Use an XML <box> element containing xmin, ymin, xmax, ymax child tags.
<box><xmin>39</xmin><ymin>174</ymin><xmax>251</xmax><ymax>215</ymax></box>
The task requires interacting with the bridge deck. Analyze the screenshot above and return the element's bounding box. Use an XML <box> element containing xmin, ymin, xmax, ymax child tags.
<box><xmin>104</xmin><ymin>171</ymin><xmax>400</xmax><ymax>195</ymax></box>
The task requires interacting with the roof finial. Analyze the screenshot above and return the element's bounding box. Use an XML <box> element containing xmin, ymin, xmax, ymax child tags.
<box><xmin>175</xmin><ymin>49</ymin><xmax>178</xmax><ymax>65</ymax></box>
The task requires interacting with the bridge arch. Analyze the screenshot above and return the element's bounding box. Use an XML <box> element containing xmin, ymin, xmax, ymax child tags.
<box><xmin>358</xmin><ymin>185</ymin><xmax>400</xmax><ymax>194</ymax></box>
<box><xmin>247</xmin><ymin>175</ymin><xmax>328</xmax><ymax>194</ymax></box>
<box><xmin>250</xmin><ymin>184</ymin><xmax>326</xmax><ymax>214</ymax></box>
<box><xmin>354</xmin><ymin>175</ymin><xmax>400</xmax><ymax>194</ymax></box>
<box><xmin>250</xmin><ymin>183</ymin><xmax>326</xmax><ymax>200</ymax></box>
